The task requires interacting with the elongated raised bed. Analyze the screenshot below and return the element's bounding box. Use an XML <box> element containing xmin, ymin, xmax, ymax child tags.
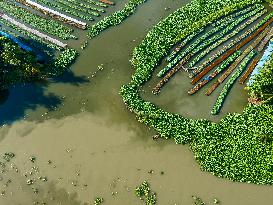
<box><xmin>0</xmin><ymin>13</ymin><xmax>67</xmax><ymax>48</ymax></box>
<box><xmin>188</xmin><ymin>51</ymin><xmax>241</xmax><ymax>95</ymax></box>
<box><xmin>205</xmin><ymin>26</ymin><xmax>272</xmax><ymax>96</ymax></box>
<box><xmin>238</xmin><ymin>57</ymin><xmax>259</xmax><ymax>84</ymax></box>
<box><xmin>191</xmin><ymin>16</ymin><xmax>273</xmax><ymax>85</ymax></box>
<box><xmin>17</xmin><ymin>0</ymin><xmax>87</xmax><ymax>29</ymax></box>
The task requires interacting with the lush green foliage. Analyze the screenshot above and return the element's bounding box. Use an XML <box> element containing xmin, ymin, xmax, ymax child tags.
<box><xmin>88</xmin><ymin>0</ymin><xmax>147</xmax><ymax>38</ymax></box>
<box><xmin>188</xmin><ymin>7</ymin><xmax>265</xmax><ymax>68</ymax></box>
<box><xmin>120</xmin><ymin>0</ymin><xmax>273</xmax><ymax>184</ymax></box>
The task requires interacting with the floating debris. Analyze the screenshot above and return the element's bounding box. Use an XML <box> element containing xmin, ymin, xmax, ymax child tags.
<box><xmin>29</xmin><ymin>156</ymin><xmax>36</xmax><ymax>163</ymax></box>
<box><xmin>3</xmin><ymin>152</ymin><xmax>15</xmax><ymax>162</ymax></box>
<box><xmin>27</xmin><ymin>179</ymin><xmax>34</xmax><ymax>185</ymax></box>
<box><xmin>94</xmin><ymin>197</ymin><xmax>104</xmax><ymax>205</ymax></box>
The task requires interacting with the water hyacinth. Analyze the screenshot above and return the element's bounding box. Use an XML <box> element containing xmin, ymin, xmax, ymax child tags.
<box><xmin>88</xmin><ymin>0</ymin><xmax>147</xmax><ymax>38</ymax></box>
<box><xmin>135</xmin><ymin>181</ymin><xmax>156</xmax><ymax>205</ymax></box>
<box><xmin>120</xmin><ymin>0</ymin><xmax>273</xmax><ymax>184</ymax></box>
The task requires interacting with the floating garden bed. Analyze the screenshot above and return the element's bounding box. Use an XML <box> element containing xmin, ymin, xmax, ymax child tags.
<box><xmin>120</xmin><ymin>0</ymin><xmax>273</xmax><ymax>184</ymax></box>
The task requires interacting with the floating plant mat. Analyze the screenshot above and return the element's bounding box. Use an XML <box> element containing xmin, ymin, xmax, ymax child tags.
<box><xmin>120</xmin><ymin>0</ymin><xmax>273</xmax><ymax>184</ymax></box>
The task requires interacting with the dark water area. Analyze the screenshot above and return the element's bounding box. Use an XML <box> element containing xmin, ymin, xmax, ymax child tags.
<box><xmin>0</xmin><ymin>0</ymin><xmax>272</xmax><ymax>204</ymax></box>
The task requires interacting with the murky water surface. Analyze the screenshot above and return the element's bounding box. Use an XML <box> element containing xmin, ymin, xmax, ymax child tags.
<box><xmin>0</xmin><ymin>0</ymin><xmax>272</xmax><ymax>204</ymax></box>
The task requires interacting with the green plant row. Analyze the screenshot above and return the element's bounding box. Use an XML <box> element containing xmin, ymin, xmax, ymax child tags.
<box><xmin>82</xmin><ymin>0</ymin><xmax>108</xmax><ymax>8</ymax></box>
<box><xmin>88</xmin><ymin>0</ymin><xmax>147</xmax><ymax>38</ymax></box>
<box><xmin>120</xmin><ymin>0</ymin><xmax>273</xmax><ymax>184</ymax></box>
<box><xmin>166</xmin><ymin>4</ymin><xmax>258</xmax><ymax>63</ymax></box>
<box><xmin>66</xmin><ymin>0</ymin><xmax>105</xmax><ymax>13</ymax></box>
<box><xmin>157</xmin><ymin>4</ymin><xmax>263</xmax><ymax>78</ymax></box>
<box><xmin>0</xmin><ymin>1</ymin><xmax>76</xmax><ymax>40</ymax></box>
<box><xmin>166</xmin><ymin>29</ymin><xmax>204</xmax><ymax>63</ymax></box>
<box><xmin>211</xmin><ymin>50</ymin><xmax>257</xmax><ymax>115</ymax></box>
<box><xmin>0</xmin><ymin>18</ymin><xmax>60</xmax><ymax>50</ymax></box>
<box><xmin>35</xmin><ymin>0</ymin><xmax>94</xmax><ymax>21</ymax></box>
<box><xmin>190</xmin><ymin>10</ymin><xmax>272</xmax><ymax>78</ymax></box>
<box><xmin>55</xmin><ymin>0</ymin><xmax>100</xmax><ymax>17</ymax></box>
<box><xmin>188</xmin><ymin>7</ymin><xmax>264</xmax><ymax>67</ymax></box>
<box><xmin>189</xmin><ymin>51</ymin><xmax>241</xmax><ymax>95</ymax></box>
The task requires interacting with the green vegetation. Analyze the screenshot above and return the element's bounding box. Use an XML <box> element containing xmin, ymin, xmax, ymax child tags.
<box><xmin>120</xmin><ymin>0</ymin><xmax>273</xmax><ymax>184</ymax></box>
<box><xmin>94</xmin><ymin>197</ymin><xmax>104</xmax><ymax>205</ymax></box>
<box><xmin>0</xmin><ymin>36</ymin><xmax>77</xmax><ymax>90</ymax></box>
<box><xmin>211</xmin><ymin>51</ymin><xmax>257</xmax><ymax>115</ymax></box>
<box><xmin>0</xmin><ymin>1</ymin><xmax>76</xmax><ymax>40</ymax></box>
<box><xmin>88</xmin><ymin>0</ymin><xmax>147</xmax><ymax>38</ymax></box>
<box><xmin>135</xmin><ymin>181</ymin><xmax>157</xmax><ymax>205</ymax></box>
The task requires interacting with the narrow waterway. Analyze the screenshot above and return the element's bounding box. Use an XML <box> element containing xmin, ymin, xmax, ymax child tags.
<box><xmin>0</xmin><ymin>0</ymin><xmax>272</xmax><ymax>204</ymax></box>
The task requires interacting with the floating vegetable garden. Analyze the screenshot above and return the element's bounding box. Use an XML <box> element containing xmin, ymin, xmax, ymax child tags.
<box><xmin>0</xmin><ymin>0</ymin><xmax>123</xmax><ymax>89</ymax></box>
<box><xmin>120</xmin><ymin>0</ymin><xmax>273</xmax><ymax>184</ymax></box>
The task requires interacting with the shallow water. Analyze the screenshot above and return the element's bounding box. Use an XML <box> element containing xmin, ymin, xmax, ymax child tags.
<box><xmin>0</xmin><ymin>0</ymin><xmax>272</xmax><ymax>204</ymax></box>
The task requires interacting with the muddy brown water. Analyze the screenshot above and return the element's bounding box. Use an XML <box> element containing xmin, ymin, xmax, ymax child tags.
<box><xmin>0</xmin><ymin>0</ymin><xmax>272</xmax><ymax>204</ymax></box>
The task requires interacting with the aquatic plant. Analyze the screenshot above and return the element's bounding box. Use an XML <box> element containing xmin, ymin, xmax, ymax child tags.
<box><xmin>88</xmin><ymin>0</ymin><xmax>147</xmax><ymax>38</ymax></box>
<box><xmin>135</xmin><ymin>181</ymin><xmax>156</xmax><ymax>205</ymax></box>
<box><xmin>120</xmin><ymin>0</ymin><xmax>273</xmax><ymax>184</ymax></box>
<box><xmin>94</xmin><ymin>197</ymin><xmax>104</xmax><ymax>205</ymax></box>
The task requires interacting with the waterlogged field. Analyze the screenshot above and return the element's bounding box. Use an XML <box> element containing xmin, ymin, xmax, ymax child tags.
<box><xmin>0</xmin><ymin>0</ymin><xmax>273</xmax><ymax>205</ymax></box>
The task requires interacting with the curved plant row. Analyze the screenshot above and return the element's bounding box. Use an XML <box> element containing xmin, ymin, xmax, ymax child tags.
<box><xmin>157</xmin><ymin>4</ymin><xmax>263</xmax><ymax>78</ymax></box>
<box><xmin>187</xmin><ymin>6</ymin><xmax>264</xmax><ymax>66</ymax></box>
<box><xmin>188</xmin><ymin>8</ymin><xmax>266</xmax><ymax>68</ymax></box>
<box><xmin>205</xmin><ymin>24</ymin><xmax>272</xmax><ymax>96</ymax></box>
<box><xmin>88</xmin><ymin>0</ymin><xmax>147</xmax><ymax>38</ymax></box>
<box><xmin>166</xmin><ymin>4</ymin><xmax>259</xmax><ymax>64</ymax></box>
<box><xmin>166</xmin><ymin>28</ymin><xmax>204</xmax><ymax>63</ymax></box>
<box><xmin>190</xmin><ymin>12</ymin><xmax>273</xmax><ymax>78</ymax></box>
<box><xmin>188</xmin><ymin>51</ymin><xmax>241</xmax><ymax>95</ymax></box>
<box><xmin>35</xmin><ymin>0</ymin><xmax>94</xmax><ymax>21</ymax></box>
<box><xmin>120</xmin><ymin>0</ymin><xmax>273</xmax><ymax>184</ymax></box>
<box><xmin>211</xmin><ymin>50</ymin><xmax>257</xmax><ymax>115</ymax></box>
<box><xmin>0</xmin><ymin>1</ymin><xmax>76</xmax><ymax>40</ymax></box>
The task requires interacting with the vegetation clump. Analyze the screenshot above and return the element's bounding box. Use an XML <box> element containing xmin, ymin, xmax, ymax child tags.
<box><xmin>120</xmin><ymin>0</ymin><xmax>273</xmax><ymax>184</ymax></box>
<box><xmin>135</xmin><ymin>181</ymin><xmax>157</xmax><ymax>205</ymax></box>
<box><xmin>88</xmin><ymin>0</ymin><xmax>147</xmax><ymax>38</ymax></box>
